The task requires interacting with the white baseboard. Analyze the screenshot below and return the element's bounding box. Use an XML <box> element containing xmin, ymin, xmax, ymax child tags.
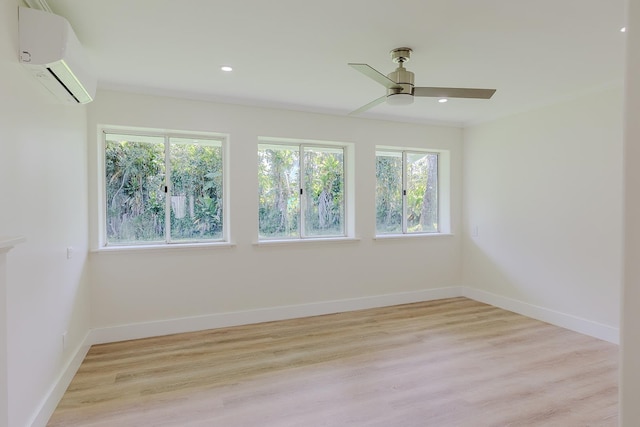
<box><xmin>88</xmin><ymin>286</ymin><xmax>464</xmax><ymax>345</ymax></box>
<box><xmin>460</xmin><ymin>287</ymin><xmax>619</xmax><ymax>344</ymax></box>
<box><xmin>87</xmin><ymin>285</ymin><xmax>619</xmax><ymax>346</ymax></box>
<box><xmin>29</xmin><ymin>333</ymin><xmax>92</xmax><ymax>427</ymax></box>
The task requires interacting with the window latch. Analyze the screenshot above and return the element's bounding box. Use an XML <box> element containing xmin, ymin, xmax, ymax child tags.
<box><xmin>300</xmin><ymin>188</ymin><xmax>303</xmax><ymax>195</ymax></box>
<box><xmin>164</xmin><ymin>186</ymin><xmax>168</xmax><ymax>193</ymax></box>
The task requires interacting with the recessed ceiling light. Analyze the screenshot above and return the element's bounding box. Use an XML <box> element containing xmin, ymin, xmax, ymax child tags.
<box><xmin>621</xmin><ymin>27</ymin><xmax>627</xmax><ymax>33</ymax></box>
<box><xmin>438</xmin><ymin>98</ymin><xmax>448</xmax><ymax>103</ymax></box>
<box><xmin>221</xmin><ymin>66</ymin><xmax>233</xmax><ymax>72</ymax></box>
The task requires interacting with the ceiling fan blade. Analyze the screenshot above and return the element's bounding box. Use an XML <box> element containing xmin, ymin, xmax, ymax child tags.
<box><xmin>348</xmin><ymin>95</ymin><xmax>387</xmax><ymax>116</ymax></box>
<box><xmin>413</xmin><ymin>87</ymin><xmax>496</xmax><ymax>99</ymax></box>
<box><xmin>349</xmin><ymin>63</ymin><xmax>399</xmax><ymax>89</ymax></box>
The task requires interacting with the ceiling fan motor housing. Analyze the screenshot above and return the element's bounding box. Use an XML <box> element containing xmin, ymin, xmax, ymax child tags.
<box><xmin>387</xmin><ymin>67</ymin><xmax>414</xmax><ymax>95</ymax></box>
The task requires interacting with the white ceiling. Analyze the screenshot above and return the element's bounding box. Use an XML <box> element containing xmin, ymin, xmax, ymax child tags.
<box><xmin>47</xmin><ymin>0</ymin><xmax>626</xmax><ymax>127</ymax></box>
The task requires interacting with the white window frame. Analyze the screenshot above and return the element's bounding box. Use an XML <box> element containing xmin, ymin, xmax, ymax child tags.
<box><xmin>375</xmin><ymin>147</ymin><xmax>451</xmax><ymax>237</ymax></box>
<box><xmin>257</xmin><ymin>137</ymin><xmax>354</xmax><ymax>242</ymax></box>
<box><xmin>98</xmin><ymin>127</ymin><xmax>230</xmax><ymax>248</ymax></box>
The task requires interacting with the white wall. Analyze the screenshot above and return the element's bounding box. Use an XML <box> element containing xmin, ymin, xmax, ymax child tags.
<box><xmin>621</xmin><ymin>0</ymin><xmax>640</xmax><ymax>424</ymax></box>
<box><xmin>0</xmin><ymin>1</ymin><xmax>91</xmax><ymax>426</ymax></box>
<box><xmin>87</xmin><ymin>90</ymin><xmax>463</xmax><ymax>334</ymax></box>
<box><xmin>463</xmin><ymin>87</ymin><xmax>623</xmax><ymax>340</ymax></box>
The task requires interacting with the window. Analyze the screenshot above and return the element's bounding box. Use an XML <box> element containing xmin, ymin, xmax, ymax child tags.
<box><xmin>258</xmin><ymin>142</ymin><xmax>345</xmax><ymax>239</ymax></box>
<box><xmin>103</xmin><ymin>131</ymin><xmax>226</xmax><ymax>246</ymax></box>
<box><xmin>376</xmin><ymin>150</ymin><xmax>438</xmax><ymax>234</ymax></box>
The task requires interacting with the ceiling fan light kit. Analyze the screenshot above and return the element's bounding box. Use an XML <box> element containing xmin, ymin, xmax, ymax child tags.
<box><xmin>348</xmin><ymin>47</ymin><xmax>496</xmax><ymax>115</ymax></box>
<box><xmin>387</xmin><ymin>93</ymin><xmax>414</xmax><ymax>106</ymax></box>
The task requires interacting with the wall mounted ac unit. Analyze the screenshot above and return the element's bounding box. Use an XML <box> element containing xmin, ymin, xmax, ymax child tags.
<box><xmin>18</xmin><ymin>7</ymin><xmax>96</xmax><ymax>104</ymax></box>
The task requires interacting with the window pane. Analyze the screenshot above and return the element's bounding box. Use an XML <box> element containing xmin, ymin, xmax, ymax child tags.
<box><xmin>258</xmin><ymin>145</ymin><xmax>300</xmax><ymax>238</ymax></box>
<box><xmin>406</xmin><ymin>152</ymin><xmax>438</xmax><ymax>233</ymax></box>
<box><xmin>376</xmin><ymin>152</ymin><xmax>403</xmax><ymax>234</ymax></box>
<box><xmin>105</xmin><ymin>135</ymin><xmax>166</xmax><ymax>245</ymax></box>
<box><xmin>303</xmin><ymin>146</ymin><xmax>344</xmax><ymax>237</ymax></box>
<box><xmin>169</xmin><ymin>138</ymin><xmax>223</xmax><ymax>241</ymax></box>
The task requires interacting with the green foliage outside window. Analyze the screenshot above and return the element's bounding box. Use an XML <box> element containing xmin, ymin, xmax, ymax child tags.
<box><xmin>258</xmin><ymin>144</ymin><xmax>344</xmax><ymax>239</ymax></box>
<box><xmin>376</xmin><ymin>150</ymin><xmax>438</xmax><ymax>234</ymax></box>
<box><xmin>375</xmin><ymin>154</ymin><xmax>403</xmax><ymax>233</ymax></box>
<box><xmin>105</xmin><ymin>134</ymin><xmax>223</xmax><ymax>245</ymax></box>
<box><xmin>258</xmin><ymin>146</ymin><xmax>300</xmax><ymax>238</ymax></box>
<box><xmin>104</xmin><ymin>133</ymin><xmax>438</xmax><ymax>245</ymax></box>
<box><xmin>303</xmin><ymin>147</ymin><xmax>344</xmax><ymax>236</ymax></box>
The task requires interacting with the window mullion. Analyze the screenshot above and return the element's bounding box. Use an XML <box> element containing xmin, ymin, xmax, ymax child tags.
<box><xmin>164</xmin><ymin>136</ymin><xmax>171</xmax><ymax>243</ymax></box>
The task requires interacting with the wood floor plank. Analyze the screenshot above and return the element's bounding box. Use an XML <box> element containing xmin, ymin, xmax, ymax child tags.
<box><xmin>47</xmin><ymin>298</ymin><xmax>618</xmax><ymax>426</ymax></box>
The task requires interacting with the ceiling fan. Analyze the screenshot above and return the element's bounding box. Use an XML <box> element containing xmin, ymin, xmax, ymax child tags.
<box><xmin>348</xmin><ymin>47</ymin><xmax>496</xmax><ymax>115</ymax></box>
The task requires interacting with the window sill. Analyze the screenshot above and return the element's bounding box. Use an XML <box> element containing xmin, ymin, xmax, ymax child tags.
<box><xmin>253</xmin><ymin>237</ymin><xmax>361</xmax><ymax>247</ymax></box>
<box><xmin>92</xmin><ymin>241</ymin><xmax>236</xmax><ymax>254</ymax></box>
<box><xmin>373</xmin><ymin>233</ymin><xmax>454</xmax><ymax>241</ymax></box>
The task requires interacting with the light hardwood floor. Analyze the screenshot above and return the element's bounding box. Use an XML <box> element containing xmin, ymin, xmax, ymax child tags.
<box><xmin>48</xmin><ymin>297</ymin><xmax>618</xmax><ymax>426</ymax></box>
